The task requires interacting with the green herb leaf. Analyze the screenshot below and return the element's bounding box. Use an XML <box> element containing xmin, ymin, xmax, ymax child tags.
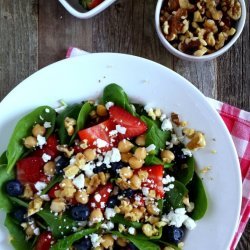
<box><xmin>56</xmin><ymin>104</ymin><xmax>82</xmax><ymax>144</ymax></box>
<box><xmin>187</xmin><ymin>172</ymin><xmax>207</xmax><ymax>220</ymax></box>
<box><xmin>102</xmin><ymin>83</ymin><xmax>135</xmax><ymax>115</ymax></box>
<box><xmin>6</xmin><ymin>106</ymin><xmax>56</xmax><ymax>172</ymax></box>
<box><xmin>111</xmin><ymin>214</ymin><xmax>142</xmax><ymax>229</ymax></box>
<box><xmin>69</xmin><ymin>102</ymin><xmax>94</xmax><ymax>144</ymax></box>
<box><xmin>9</xmin><ymin>197</ymin><xmax>28</xmax><ymax>208</ymax></box>
<box><xmin>164</xmin><ymin>180</ymin><xmax>188</xmax><ymax>212</ymax></box>
<box><xmin>141</xmin><ymin>116</ymin><xmax>171</xmax><ymax>154</ymax></box>
<box><xmin>4</xmin><ymin>214</ymin><xmax>32</xmax><ymax>250</ymax></box>
<box><xmin>0</xmin><ymin>151</ymin><xmax>7</xmax><ymax>165</ymax></box>
<box><xmin>0</xmin><ymin>165</ymin><xmax>15</xmax><ymax>211</ymax></box>
<box><xmin>50</xmin><ymin>226</ymin><xmax>99</xmax><ymax>250</ymax></box>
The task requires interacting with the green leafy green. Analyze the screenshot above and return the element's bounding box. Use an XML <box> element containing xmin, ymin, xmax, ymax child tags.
<box><xmin>50</xmin><ymin>226</ymin><xmax>99</xmax><ymax>250</ymax></box>
<box><xmin>132</xmin><ymin>103</ymin><xmax>148</xmax><ymax>116</ymax></box>
<box><xmin>141</xmin><ymin>116</ymin><xmax>171</xmax><ymax>154</ymax></box>
<box><xmin>164</xmin><ymin>180</ymin><xmax>188</xmax><ymax>212</ymax></box>
<box><xmin>4</xmin><ymin>214</ymin><xmax>32</xmax><ymax>250</ymax></box>
<box><xmin>0</xmin><ymin>151</ymin><xmax>7</xmax><ymax>165</ymax></box>
<box><xmin>69</xmin><ymin>102</ymin><xmax>94</xmax><ymax>144</ymax></box>
<box><xmin>38</xmin><ymin>209</ymin><xmax>78</xmax><ymax>238</ymax></box>
<box><xmin>41</xmin><ymin>175</ymin><xmax>63</xmax><ymax>195</ymax></box>
<box><xmin>173</xmin><ymin>156</ymin><xmax>195</xmax><ymax>185</ymax></box>
<box><xmin>56</xmin><ymin>104</ymin><xmax>82</xmax><ymax>144</ymax></box>
<box><xmin>144</xmin><ymin>155</ymin><xmax>174</xmax><ymax>168</ymax></box>
<box><xmin>102</xmin><ymin>83</ymin><xmax>135</xmax><ymax>115</ymax></box>
<box><xmin>111</xmin><ymin>231</ymin><xmax>161</xmax><ymax>250</ymax></box>
<box><xmin>111</xmin><ymin>214</ymin><xmax>142</xmax><ymax>229</ymax></box>
<box><xmin>6</xmin><ymin>106</ymin><xmax>56</xmax><ymax>172</ymax></box>
<box><xmin>0</xmin><ymin>165</ymin><xmax>15</xmax><ymax>211</ymax></box>
<box><xmin>187</xmin><ymin>172</ymin><xmax>207</xmax><ymax>220</ymax></box>
<box><xmin>9</xmin><ymin>197</ymin><xmax>28</xmax><ymax>208</ymax></box>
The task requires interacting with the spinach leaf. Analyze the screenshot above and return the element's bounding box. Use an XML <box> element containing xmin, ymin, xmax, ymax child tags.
<box><xmin>187</xmin><ymin>172</ymin><xmax>207</xmax><ymax>220</ymax></box>
<box><xmin>111</xmin><ymin>231</ymin><xmax>160</xmax><ymax>250</ymax></box>
<box><xmin>102</xmin><ymin>83</ymin><xmax>135</xmax><ymax>115</ymax></box>
<box><xmin>6</xmin><ymin>106</ymin><xmax>56</xmax><ymax>172</ymax></box>
<box><xmin>50</xmin><ymin>226</ymin><xmax>99</xmax><ymax>250</ymax></box>
<box><xmin>164</xmin><ymin>181</ymin><xmax>188</xmax><ymax>212</ymax></box>
<box><xmin>38</xmin><ymin>209</ymin><xmax>78</xmax><ymax>238</ymax></box>
<box><xmin>111</xmin><ymin>214</ymin><xmax>142</xmax><ymax>229</ymax></box>
<box><xmin>173</xmin><ymin>156</ymin><xmax>194</xmax><ymax>185</ymax></box>
<box><xmin>4</xmin><ymin>214</ymin><xmax>32</xmax><ymax>250</ymax></box>
<box><xmin>69</xmin><ymin>102</ymin><xmax>94</xmax><ymax>144</ymax></box>
<box><xmin>0</xmin><ymin>151</ymin><xmax>7</xmax><ymax>165</ymax></box>
<box><xmin>144</xmin><ymin>155</ymin><xmax>174</xmax><ymax>168</ymax></box>
<box><xmin>132</xmin><ymin>103</ymin><xmax>148</xmax><ymax>116</ymax></box>
<box><xmin>141</xmin><ymin>116</ymin><xmax>171</xmax><ymax>154</ymax></box>
<box><xmin>9</xmin><ymin>197</ymin><xmax>28</xmax><ymax>208</ymax></box>
<box><xmin>41</xmin><ymin>175</ymin><xmax>63</xmax><ymax>195</ymax></box>
<box><xmin>0</xmin><ymin>165</ymin><xmax>15</xmax><ymax>211</ymax></box>
<box><xmin>56</xmin><ymin>104</ymin><xmax>82</xmax><ymax>144</ymax></box>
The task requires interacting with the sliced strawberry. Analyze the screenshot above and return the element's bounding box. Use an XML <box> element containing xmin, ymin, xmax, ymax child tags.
<box><xmin>17</xmin><ymin>156</ymin><xmax>48</xmax><ymax>186</ymax></box>
<box><xmin>109</xmin><ymin>106</ymin><xmax>147</xmax><ymax>139</ymax></box>
<box><xmin>32</xmin><ymin>134</ymin><xmax>59</xmax><ymax>159</ymax></box>
<box><xmin>82</xmin><ymin>0</ymin><xmax>104</xmax><ymax>9</ymax></box>
<box><xmin>135</xmin><ymin>165</ymin><xmax>164</xmax><ymax>198</ymax></box>
<box><xmin>89</xmin><ymin>183</ymin><xmax>113</xmax><ymax>211</ymax></box>
<box><xmin>78</xmin><ymin>119</ymin><xmax>117</xmax><ymax>151</ymax></box>
<box><xmin>35</xmin><ymin>231</ymin><xmax>54</xmax><ymax>250</ymax></box>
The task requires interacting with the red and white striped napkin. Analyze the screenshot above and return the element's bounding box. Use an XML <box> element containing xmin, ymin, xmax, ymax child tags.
<box><xmin>67</xmin><ymin>47</ymin><xmax>250</xmax><ymax>249</ymax></box>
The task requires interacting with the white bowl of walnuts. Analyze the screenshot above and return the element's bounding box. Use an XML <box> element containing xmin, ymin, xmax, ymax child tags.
<box><xmin>155</xmin><ymin>0</ymin><xmax>246</xmax><ymax>61</ymax></box>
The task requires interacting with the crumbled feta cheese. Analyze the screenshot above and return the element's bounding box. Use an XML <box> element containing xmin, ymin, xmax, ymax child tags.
<box><xmin>72</xmin><ymin>174</ymin><xmax>85</xmax><ymax>189</ymax></box>
<box><xmin>43</xmin><ymin>121</ymin><xmax>51</xmax><ymax>128</ymax></box>
<box><xmin>146</xmin><ymin>144</ymin><xmax>156</xmax><ymax>152</ymax></box>
<box><xmin>42</xmin><ymin>153</ymin><xmax>51</xmax><ymax>162</ymax></box>
<box><xmin>105</xmin><ymin>102</ymin><xmax>114</xmax><ymax>110</ymax></box>
<box><xmin>95</xmin><ymin>139</ymin><xmax>109</xmax><ymax>148</ymax></box>
<box><xmin>171</xmin><ymin>134</ymin><xmax>179</xmax><ymax>145</ymax></box>
<box><xmin>33</xmin><ymin>228</ymin><xmax>40</xmax><ymax>236</ymax></box>
<box><xmin>105</xmin><ymin>208</ymin><xmax>116</xmax><ymax>220</ymax></box>
<box><xmin>83</xmin><ymin>162</ymin><xmax>95</xmax><ymax>177</ymax></box>
<box><xmin>181</xmin><ymin>148</ymin><xmax>192</xmax><ymax>157</ymax></box>
<box><xmin>161</xmin><ymin>118</ymin><xmax>173</xmax><ymax>131</ymax></box>
<box><xmin>162</xmin><ymin>175</ymin><xmax>175</xmax><ymax>185</ymax></box>
<box><xmin>163</xmin><ymin>209</ymin><xmax>188</xmax><ymax>227</ymax></box>
<box><xmin>94</xmin><ymin>194</ymin><xmax>101</xmax><ymax>202</ymax></box>
<box><xmin>183</xmin><ymin>217</ymin><xmax>196</xmax><ymax>230</ymax></box>
<box><xmin>128</xmin><ymin>227</ymin><xmax>136</xmax><ymax>235</ymax></box>
<box><xmin>116</xmin><ymin>125</ymin><xmax>127</xmax><ymax>134</ymax></box>
<box><xmin>103</xmin><ymin>148</ymin><xmax>121</xmax><ymax>165</ymax></box>
<box><xmin>160</xmin><ymin>113</ymin><xmax>167</xmax><ymax>122</ymax></box>
<box><xmin>34</xmin><ymin>182</ymin><xmax>47</xmax><ymax>192</ymax></box>
<box><xmin>101</xmin><ymin>221</ymin><xmax>114</xmax><ymax>230</ymax></box>
<box><xmin>144</xmin><ymin>104</ymin><xmax>153</xmax><ymax>112</ymax></box>
<box><xmin>109</xmin><ymin>130</ymin><xmax>118</xmax><ymax>136</ymax></box>
<box><xmin>90</xmin><ymin>233</ymin><xmax>101</xmax><ymax>248</ymax></box>
<box><xmin>40</xmin><ymin>194</ymin><xmax>50</xmax><ymax>201</ymax></box>
<box><xmin>37</xmin><ymin>135</ymin><xmax>46</xmax><ymax>148</ymax></box>
<box><xmin>142</xmin><ymin>187</ymin><xmax>149</xmax><ymax>196</ymax></box>
<box><xmin>69</xmin><ymin>156</ymin><xmax>76</xmax><ymax>165</ymax></box>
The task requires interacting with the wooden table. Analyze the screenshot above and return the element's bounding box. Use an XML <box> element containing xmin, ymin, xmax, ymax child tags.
<box><xmin>0</xmin><ymin>0</ymin><xmax>249</xmax><ymax>249</ymax></box>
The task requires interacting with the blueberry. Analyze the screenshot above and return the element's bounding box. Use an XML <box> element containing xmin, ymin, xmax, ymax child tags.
<box><xmin>164</xmin><ymin>226</ymin><xmax>184</xmax><ymax>244</ymax></box>
<box><xmin>125</xmin><ymin>243</ymin><xmax>138</xmax><ymax>250</ymax></box>
<box><xmin>70</xmin><ymin>205</ymin><xmax>90</xmax><ymax>221</ymax></box>
<box><xmin>171</xmin><ymin>145</ymin><xmax>188</xmax><ymax>164</ymax></box>
<box><xmin>120</xmin><ymin>188</ymin><xmax>135</xmax><ymax>199</ymax></box>
<box><xmin>73</xmin><ymin>236</ymin><xmax>92</xmax><ymax>250</ymax></box>
<box><xmin>107</xmin><ymin>196</ymin><xmax>120</xmax><ymax>208</ymax></box>
<box><xmin>12</xmin><ymin>207</ymin><xmax>27</xmax><ymax>222</ymax></box>
<box><xmin>93</xmin><ymin>163</ymin><xmax>108</xmax><ymax>174</ymax></box>
<box><xmin>55</xmin><ymin>155</ymin><xmax>70</xmax><ymax>174</ymax></box>
<box><xmin>6</xmin><ymin>180</ymin><xmax>23</xmax><ymax>196</ymax></box>
<box><xmin>109</xmin><ymin>161</ymin><xmax>124</xmax><ymax>177</ymax></box>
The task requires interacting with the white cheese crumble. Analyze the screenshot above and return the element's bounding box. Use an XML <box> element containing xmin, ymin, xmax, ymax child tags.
<box><xmin>160</xmin><ymin>113</ymin><xmax>167</xmax><ymax>122</ymax></box>
<box><xmin>105</xmin><ymin>102</ymin><xmax>114</xmax><ymax>110</ymax></box>
<box><xmin>43</xmin><ymin>121</ymin><xmax>52</xmax><ymax>128</ymax></box>
<box><xmin>33</xmin><ymin>228</ymin><xmax>40</xmax><ymax>236</ymax></box>
<box><xmin>116</xmin><ymin>125</ymin><xmax>127</xmax><ymax>134</ymax></box>
<box><xmin>142</xmin><ymin>187</ymin><xmax>149</xmax><ymax>196</ymax></box>
<box><xmin>181</xmin><ymin>148</ymin><xmax>192</xmax><ymax>157</ymax></box>
<box><xmin>101</xmin><ymin>221</ymin><xmax>114</xmax><ymax>230</ymax></box>
<box><xmin>105</xmin><ymin>208</ymin><xmax>116</xmax><ymax>220</ymax></box>
<box><xmin>183</xmin><ymin>217</ymin><xmax>196</xmax><ymax>230</ymax></box>
<box><xmin>40</xmin><ymin>194</ymin><xmax>50</xmax><ymax>201</ymax></box>
<box><xmin>90</xmin><ymin>233</ymin><xmax>101</xmax><ymax>248</ymax></box>
<box><xmin>72</xmin><ymin>174</ymin><xmax>85</xmax><ymax>189</ymax></box>
<box><xmin>34</xmin><ymin>182</ymin><xmax>47</xmax><ymax>192</ymax></box>
<box><xmin>146</xmin><ymin>144</ymin><xmax>156</xmax><ymax>152</ymax></box>
<box><xmin>82</xmin><ymin>162</ymin><xmax>95</xmax><ymax>177</ymax></box>
<box><xmin>94</xmin><ymin>193</ymin><xmax>102</xmax><ymax>202</ymax></box>
<box><xmin>162</xmin><ymin>175</ymin><xmax>175</xmax><ymax>185</ymax></box>
<box><xmin>109</xmin><ymin>130</ymin><xmax>118</xmax><ymax>137</ymax></box>
<box><xmin>103</xmin><ymin>148</ymin><xmax>121</xmax><ymax>165</ymax></box>
<box><xmin>128</xmin><ymin>227</ymin><xmax>136</xmax><ymax>235</ymax></box>
<box><xmin>42</xmin><ymin>153</ymin><xmax>51</xmax><ymax>162</ymax></box>
<box><xmin>95</xmin><ymin>139</ymin><xmax>109</xmax><ymax>148</ymax></box>
<box><xmin>161</xmin><ymin>118</ymin><xmax>173</xmax><ymax>131</ymax></box>
<box><xmin>37</xmin><ymin>135</ymin><xmax>46</xmax><ymax>148</ymax></box>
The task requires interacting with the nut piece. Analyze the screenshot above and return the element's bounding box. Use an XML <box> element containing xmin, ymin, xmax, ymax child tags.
<box><xmin>28</xmin><ymin>197</ymin><xmax>43</xmax><ymax>216</ymax></box>
<box><xmin>186</xmin><ymin>131</ymin><xmax>206</xmax><ymax>150</ymax></box>
<box><xmin>57</xmin><ymin>145</ymin><xmax>74</xmax><ymax>158</ymax></box>
<box><xmin>50</xmin><ymin>198</ymin><xmax>66</xmax><ymax>213</ymax></box>
<box><xmin>129</xmin><ymin>157</ymin><xmax>144</xmax><ymax>169</ymax></box>
<box><xmin>75</xmin><ymin>190</ymin><xmax>89</xmax><ymax>204</ymax></box>
<box><xmin>227</xmin><ymin>0</ymin><xmax>241</xmax><ymax>20</ymax></box>
<box><xmin>130</xmin><ymin>175</ymin><xmax>142</xmax><ymax>190</ymax></box>
<box><xmin>161</xmin><ymin>150</ymin><xmax>175</xmax><ymax>163</ymax></box>
<box><xmin>83</xmin><ymin>148</ymin><xmax>96</xmax><ymax>161</ymax></box>
<box><xmin>89</xmin><ymin>208</ymin><xmax>104</xmax><ymax>224</ymax></box>
<box><xmin>64</xmin><ymin>117</ymin><xmax>76</xmax><ymax>136</ymax></box>
<box><xmin>63</xmin><ymin>165</ymin><xmax>79</xmax><ymax>179</ymax></box>
<box><xmin>119</xmin><ymin>167</ymin><xmax>133</xmax><ymax>180</ymax></box>
<box><xmin>101</xmin><ymin>234</ymin><xmax>114</xmax><ymax>249</ymax></box>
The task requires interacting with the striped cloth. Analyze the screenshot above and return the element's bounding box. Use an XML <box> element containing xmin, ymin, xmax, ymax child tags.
<box><xmin>67</xmin><ymin>47</ymin><xmax>250</xmax><ymax>249</ymax></box>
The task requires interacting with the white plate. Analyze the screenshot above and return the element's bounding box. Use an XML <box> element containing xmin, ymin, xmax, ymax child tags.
<box><xmin>0</xmin><ymin>53</ymin><xmax>241</xmax><ymax>250</ymax></box>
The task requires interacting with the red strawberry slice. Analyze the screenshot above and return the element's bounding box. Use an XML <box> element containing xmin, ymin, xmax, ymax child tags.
<box><xmin>78</xmin><ymin>119</ymin><xmax>117</xmax><ymax>151</ymax></box>
<box><xmin>109</xmin><ymin>106</ymin><xmax>147</xmax><ymax>139</ymax></box>
<box><xmin>82</xmin><ymin>0</ymin><xmax>104</xmax><ymax>9</ymax></box>
<box><xmin>135</xmin><ymin>165</ymin><xmax>164</xmax><ymax>198</ymax></box>
<box><xmin>35</xmin><ymin>231</ymin><xmax>54</xmax><ymax>250</ymax></box>
<box><xmin>89</xmin><ymin>183</ymin><xmax>113</xmax><ymax>211</ymax></box>
<box><xmin>17</xmin><ymin>156</ymin><xmax>48</xmax><ymax>186</ymax></box>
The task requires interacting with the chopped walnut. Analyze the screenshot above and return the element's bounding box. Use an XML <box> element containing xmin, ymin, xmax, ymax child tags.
<box><xmin>186</xmin><ymin>131</ymin><xmax>206</xmax><ymax>150</ymax></box>
<box><xmin>64</xmin><ymin>117</ymin><xmax>76</xmax><ymax>136</ymax></box>
<box><xmin>57</xmin><ymin>145</ymin><xmax>74</xmax><ymax>158</ymax></box>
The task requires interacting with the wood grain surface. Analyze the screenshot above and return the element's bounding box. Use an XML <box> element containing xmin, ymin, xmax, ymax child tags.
<box><xmin>0</xmin><ymin>0</ymin><xmax>249</xmax><ymax>249</ymax></box>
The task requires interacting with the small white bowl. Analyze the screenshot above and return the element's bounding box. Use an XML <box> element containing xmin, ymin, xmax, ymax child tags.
<box><xmin>58</xmin><ymin>0</ymin><xmax>117</xmax><ymax>19</ymax></box>
<box><xmin>155</xmin><ymin>0</ymin><xmax>246</xmax><ymax>61</ymax></box>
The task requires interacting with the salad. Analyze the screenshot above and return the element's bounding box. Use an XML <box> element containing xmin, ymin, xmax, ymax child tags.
<box><xmin>0</xmin><ymin>83</ymin><xmax>207</xmax><ymax>250</ymax></box>
<box><xmin>79</xmin><ymin>0</ymin><xmax>104</xmax><ymax>10</ymax></box>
